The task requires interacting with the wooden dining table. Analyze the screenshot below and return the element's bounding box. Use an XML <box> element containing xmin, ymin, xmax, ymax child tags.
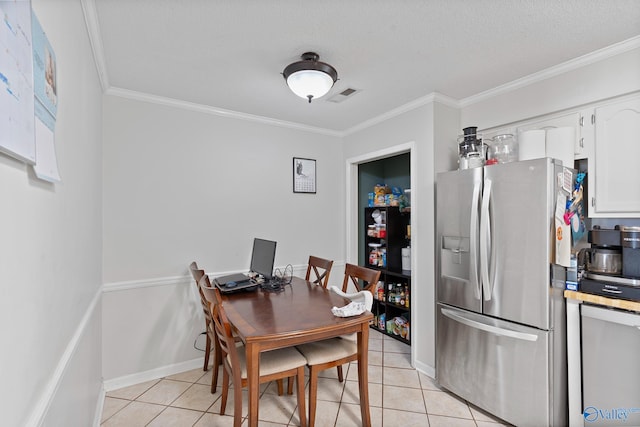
<box><xmin>220</xmin><ymin>276</ymin><xmax>373</xmax><ymax>427</ymax></box>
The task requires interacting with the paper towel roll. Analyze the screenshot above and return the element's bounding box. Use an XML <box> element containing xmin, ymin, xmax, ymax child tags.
<box><xmin>518</xmin><ymin>130</ymin><xmax>546</xmax><ymax>161</ymax></box>
<box><xmin>546</xmin><ymin>127</ymin><xmax>575</xmax><ymax>167</ymax></box>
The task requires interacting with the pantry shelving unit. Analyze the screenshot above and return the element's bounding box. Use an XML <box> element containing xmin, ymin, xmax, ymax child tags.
<box><xmin>364</xmin><ymin>206</ymin><xmax>411</xmax><ymax>344</ymax></box>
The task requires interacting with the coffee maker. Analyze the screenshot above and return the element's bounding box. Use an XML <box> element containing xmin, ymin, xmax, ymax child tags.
<box><xmin>579</xmin><ymin>225</ymin><xmax>640</xmax><ymax>301</ymax></box>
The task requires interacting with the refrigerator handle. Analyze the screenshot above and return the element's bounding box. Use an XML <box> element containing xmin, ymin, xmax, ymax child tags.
<box><xmin>441</xmin><ymin>307</ymin><xmax>539</xmax><ymax>342</ymax></box>
<box><xmin>480</xmin><ymin>178</ymin><xmax>492</xmax><ymax>301</ymax></box>
<box><xmin>469</xmin><ymin>183</ymin><xmax>481</xmax><ymax>300</ymax></box>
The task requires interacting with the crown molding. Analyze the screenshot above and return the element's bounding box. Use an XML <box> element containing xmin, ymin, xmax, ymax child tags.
<box><xmin>460</xmin><ymin>35</ymin><xmax>640</xmax><ymax>108</ymax></box>
<box><xmin>343</xmin><ymin>92</ymin><xmax>460</xmax><ymax>136</ymax></box>
<box><xmin>105</xmin><ymin>87</ymin><xmax>344</xmax><ymax>137</ymax></box>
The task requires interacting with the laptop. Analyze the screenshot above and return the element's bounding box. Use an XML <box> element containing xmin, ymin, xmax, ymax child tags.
<box><xmin>213</xmin><ymin>238</ymin><xmax>277</xmax><ymax>293</ymax></box>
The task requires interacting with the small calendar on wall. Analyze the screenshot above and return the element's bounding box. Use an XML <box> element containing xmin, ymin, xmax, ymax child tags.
<box><xmin>293</xmin><ymin>157</ymin><xmax>316</xmax><ymax>193</ymax></box>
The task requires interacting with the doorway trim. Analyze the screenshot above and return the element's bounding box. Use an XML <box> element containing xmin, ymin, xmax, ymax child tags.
<box><xmin>345</xmin><ymin>141</ymin><xmax>416</xmax><ymax>264</ymax></box>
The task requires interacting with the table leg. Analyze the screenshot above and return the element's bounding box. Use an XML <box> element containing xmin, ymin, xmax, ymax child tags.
<box><xmin>357</xmin><ymin>324</ymin><xmax>371</xmax><ymax>427</ymax></box>
<box><xmin>246</xmin><ymin>343</ymin><xmax>260</xmax><ymax>427</ymax></box>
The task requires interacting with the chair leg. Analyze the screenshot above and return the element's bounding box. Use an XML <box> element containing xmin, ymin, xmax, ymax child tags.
<box><xmin>203</xmin><ymin>332</ymin><xmax>211</xmax><ymax>371</ymax></box>
<box><xmin>211</xmin><ymin>335</ymin><xmax>221</xmax><ymax>393</ymax></box>
<box><xmin>220</xmin><ymin>370</ymin><xmax>229</xmax><ymax>415</ymax></box>
<box><xmin>296</xmin><ymin>367</ymin><xmax>307</xmax><ymax>427</ymax></box>
<box><xmin>336</xmin><ymin>365</ymin><xmax>344</xmax><ymax>382</ymax></box>
<box><xmin>276</xmin><ymin>379</ymin><xmax>284</xmax><ymax>396</ymax></box>
<box><xmin>308</xmin><ymin>367</ymin><xmax>319</xmax><ymax>427</ymax></box>
<box><xmin>233</xmin><ymin>379</ymin><xmax>242</xmax><ymax>427</ymax></box>
<box><xmin>287</xmin><ymin>375</ymin><xmax>294</xmax><ymax>395</ymax></box>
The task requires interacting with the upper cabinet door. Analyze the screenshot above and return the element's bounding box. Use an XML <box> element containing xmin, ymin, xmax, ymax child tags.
<box><xmin>593</xmin><ymin>95</ymin><xmax>640</xmax><ymax>216</ymax></box>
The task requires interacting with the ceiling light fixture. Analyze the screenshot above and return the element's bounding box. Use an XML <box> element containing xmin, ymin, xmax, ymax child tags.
<box><xmin>282</xmin><ymin>52</ymin><xmax>338</xmax><ymax>103</ymax></box>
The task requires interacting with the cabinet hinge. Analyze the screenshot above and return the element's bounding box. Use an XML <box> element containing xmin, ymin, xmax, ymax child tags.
<box><xmin>592</xmin><ymin>197</ymin><xmax>596</xmax><ymax>207</ymax></box>
<box><xmin>579</xmin><ymin>116</ymin><xmax>584</xmax><ymax>127</ymax></box>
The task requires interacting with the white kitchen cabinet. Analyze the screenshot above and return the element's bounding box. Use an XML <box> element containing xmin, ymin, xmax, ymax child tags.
<box><xmin>590</xmin><ymin>95</ymin><xmax>640</xmax><ymax>217</ymax></box>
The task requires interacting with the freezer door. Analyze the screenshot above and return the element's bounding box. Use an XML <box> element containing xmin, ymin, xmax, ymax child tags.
<box><xmin>481</xmin><ymin>158</ymin><xmax>557</xmax><ymax>329</ymax></box>
<box><xmin>436</xmin><ymin>303</ymin><xmax>564</xmax><ymax>427</ymax></box>
<box><xmin>436</xmin><ymin>167</ymin><xmax>483</xmax><ymax>313</ymax></box>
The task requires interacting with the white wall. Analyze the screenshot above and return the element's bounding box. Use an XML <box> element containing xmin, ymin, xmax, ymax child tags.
<box><xmin>101</xmin><ymin>95</ymin><xmax>344</xmax><ymax>381</ymax></box>
<box><xmin>461</xmin><ymin>45</ymin><xmax>640</xmax><ymax>130</ymax></box>
<box><xmin>0</xmin><ymin>1</ymin><xmax>103</xmax><ymax>425</ymax></box>
<box><xmin>343</xmin><ymin>101</ymin><xmax>460</xmax><ymax>376</ymax></box>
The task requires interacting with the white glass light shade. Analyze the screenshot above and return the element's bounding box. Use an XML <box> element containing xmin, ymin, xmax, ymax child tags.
<box><xmin>286</xmin><ymin>70</ymin><xmax>335</xmax><ymax>101</ymax></box>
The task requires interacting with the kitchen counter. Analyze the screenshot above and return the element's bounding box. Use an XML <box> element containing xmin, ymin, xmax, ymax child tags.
<box><xmin>564</xmin><ymin>290</ymin><xmax>640</xmax><ymax>312</ymax></box>
<box><xmin>564</xmin><ymin>290</ymin><xmax>640</xmax><ymax>427</ymax></box>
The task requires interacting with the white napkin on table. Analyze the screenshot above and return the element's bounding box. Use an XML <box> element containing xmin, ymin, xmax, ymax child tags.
<box><xmin>331</xmin><ymin>301</ymin><xmax>366</xmax><ymax>317</ymax></box>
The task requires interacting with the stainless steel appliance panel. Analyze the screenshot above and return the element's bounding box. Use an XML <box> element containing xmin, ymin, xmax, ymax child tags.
<box><xmin>482</xmin><ymin>158</ymin><xmax>556</xmax><ymax>330</ymax></box>
<box><xmin>581</xmin><ymin>305</ymin><xmax>640</xmax><ymax>426</ymax></box>
<box><xmin>436</xmin><ymin>167</ymin><xmax>483</xmax><ymax>313</ymax></box>
<box><xmin>436</xmin><ymin>303</ymin><xmax>555</xmax><ymax>427</ymax></box>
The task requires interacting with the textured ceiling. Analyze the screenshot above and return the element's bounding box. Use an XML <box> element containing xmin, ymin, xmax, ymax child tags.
<box><xmin>88</xmin><ymin>0</ymin><xmax>640</xmax><ymax>133</ymax></box>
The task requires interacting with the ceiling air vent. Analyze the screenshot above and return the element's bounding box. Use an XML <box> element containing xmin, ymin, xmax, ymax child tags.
<box><xmin>327</xmin><ymin>88</ymin><xmax>361</xmax><ymax>103</ymax></box>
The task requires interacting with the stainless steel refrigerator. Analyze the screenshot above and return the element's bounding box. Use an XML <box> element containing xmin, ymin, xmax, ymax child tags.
<box><xmin>435</xmin><ymin>157</ymin><xmax>568</xmax><ymax>427</ymax></box>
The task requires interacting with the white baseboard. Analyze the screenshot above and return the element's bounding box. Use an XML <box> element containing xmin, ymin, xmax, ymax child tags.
<box><xmin>103</xmin><ymin>357</ymin><xmax>205</xmax><ymax>392</ymax></box>
<box><xmin>414</xmin><ymin>360</ymin><xmax>435</xmax><ymax>379</ymax></box>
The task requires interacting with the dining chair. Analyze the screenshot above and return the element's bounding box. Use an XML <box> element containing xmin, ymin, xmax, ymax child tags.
<box><xmin>198</xmin><ymin>274</ymin><xmax>289</xmax><ymax>396</ymax></box>
<box><xmin>296</xmin><ymin>263</ymin><xmax>380</xmax><ymax>427</ymax></box>
<box><xmin>189</xmin><ymin>261</ymin><xmax>214</xmax><ymax>373</ymax></box>
<box><xmin>207</xmin><ymin>283</ymin><xmax>308</xmax><ymax>427</ymax></box>
<box><xmin>305</xmin><ymin>255</ymin><xmax>334</xmax><ymax>288</ymax></box>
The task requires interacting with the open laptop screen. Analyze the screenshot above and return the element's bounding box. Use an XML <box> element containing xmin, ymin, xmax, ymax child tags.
<box><xmin>250</xmin><ymin>238</ymin><xmax>277</xmax><ymax>280</ymax></box>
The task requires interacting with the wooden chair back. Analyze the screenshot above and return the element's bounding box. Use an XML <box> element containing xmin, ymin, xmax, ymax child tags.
<box><xmin>198</xmin><ymin>274</ymin><xmax>223</xmax><ymax>310</ymax></box>
<box><xmin>341</xmin><ymin>263</ymin><xmax>381</xmax><ymax>293</ymax></box>
<box><xmin>305</xmin><ymin>255</ymin><xmax>334</xmax><ymax>288</ymax></box>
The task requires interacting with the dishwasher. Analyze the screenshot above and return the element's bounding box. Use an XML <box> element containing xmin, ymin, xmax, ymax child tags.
<box><xmin>581</xmin><ymin>304</ymin><xmax>640</xmax><ymax>426</ymax></box>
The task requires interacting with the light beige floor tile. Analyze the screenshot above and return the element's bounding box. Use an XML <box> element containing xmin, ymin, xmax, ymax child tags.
<box><xmin>312</xmin><ymin>376</ymin><xmax>347</xmax><ymax>402</ymax></box>
<box><xmin>101</xmin><ymin>401</ymin><xmax>165</xmax><ymax>427</ymax></box>
<box><xmin>341</xmin><ymin>380</ymin><xmax>383</xmax><ymax>408</ymax></box>
<box><xmin>146</xmin><ymin>406</ymin><xmax>204</xmax><ymax>427</ymax></box>
<box><xmin>382</xmin><ymin>385</ymin><xmax>426</xmax><ymax>413</ymax></box>
<box><xmin>106</xmin><ymin>379</ymin><xmax>160</xmax><ymax>400</ymax></box>
<box><xmin>256</xmin><ymin>392</ymin><xmax>299</xmax><ymax>425</ymax></box>
<box><xmin>336</xmin><ymin>403</ymin><xmax>383</xmax><ymax>427</ymax></box>
<box><xmin>368</xmin><ymin>350</ymin><xmax>383</xmax><ymax>366</ymax></box>
<box><xmin>382</xmin><ymin>408</ymin><xmax>430</xmax><ymax>426</ymax></box>
<box><xmin>136</xmin><ymin>379</ymin><xmax>192</xmax><ymax>405</ymax></box>
<box><xmin>165</xmin><ymin>367</ymin><xmax>208</xmax><ymax>383</ymax></box>
<box><xmin>101</xmin><ymin>397</ymin><xmax>130</xmax><ymax>422</ymax></box>
<box><xmin>171</xmin><ymin>383</ymin><xmax>220</xmax><ymax>412</ymax></box>
<box><xmin>310</xmin><ymin>400</ymin><xmax>340</xmax><ymax>426</ymax></box>
<box><xmin>346</xmin><ymin>362</ymin><xmax>383</xmax><ymax>384</ymax></box>
<box><xmin>383</xmin><ymin>336</ymin><xmax>411</xmax><ymax>354</ymax></box>
<box><xmin>316</xmin><ymin>364</ymin><xmax>345</xmax><ymax>380</ymax></box>
<box><xmin>383</xmin><ymin>351</ymin><xmax>412</xmax><ymax>369</ymax></box>
<box><xmin>368</xmin><ymin>337</ymin><xmax>383</xmax><ymax>351</ymax></box>
<box><xmin>208</xmin><ymin>388</ymin><xmax>249</xmax><ymax>417</ymax></box>
<box><xmin>428</xmin><ymin>414</ymin><xmax>477</xmax><ymax>427</ymax></box>
<box><xmin>383</xmin><ymin>366</ymin><xmax>420</xmax><ymax>388</ymax></box>
<box><xmin>423</xmin><ymin>389</ymin><xmax>473</xmax><ymax>419</ymax></box>
<box><xmin>193</xmin><ymin>412</ymin><xmax>237</xmax><ymax>427</ymax></box>
<box><xmin>419</xmin><ymin>372</ymin><xmax>443</xmax><ymax>391</ymax></box>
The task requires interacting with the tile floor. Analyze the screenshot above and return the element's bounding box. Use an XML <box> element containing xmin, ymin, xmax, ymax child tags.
<box><xmin>101</xmin><ymin>330</ymin><xmax>510</xmax><ymax>426</ymax></box>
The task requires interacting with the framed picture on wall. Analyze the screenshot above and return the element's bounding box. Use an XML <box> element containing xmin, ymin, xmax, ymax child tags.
<box><xmin>293</xmin><ymin>157</ymin><xmax>316</xmax><ymax>193</ymax></box>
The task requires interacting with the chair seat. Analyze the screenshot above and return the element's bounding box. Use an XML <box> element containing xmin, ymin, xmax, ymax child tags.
<box><xmin>233</xmin><ymin>345</ymin><xmax>307</xmax><ymax>379</ymax></box>
<box><xmin>296</xmin><ymin>337</ymin><xmax>357</xmax><ymax>366</ymax></box>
